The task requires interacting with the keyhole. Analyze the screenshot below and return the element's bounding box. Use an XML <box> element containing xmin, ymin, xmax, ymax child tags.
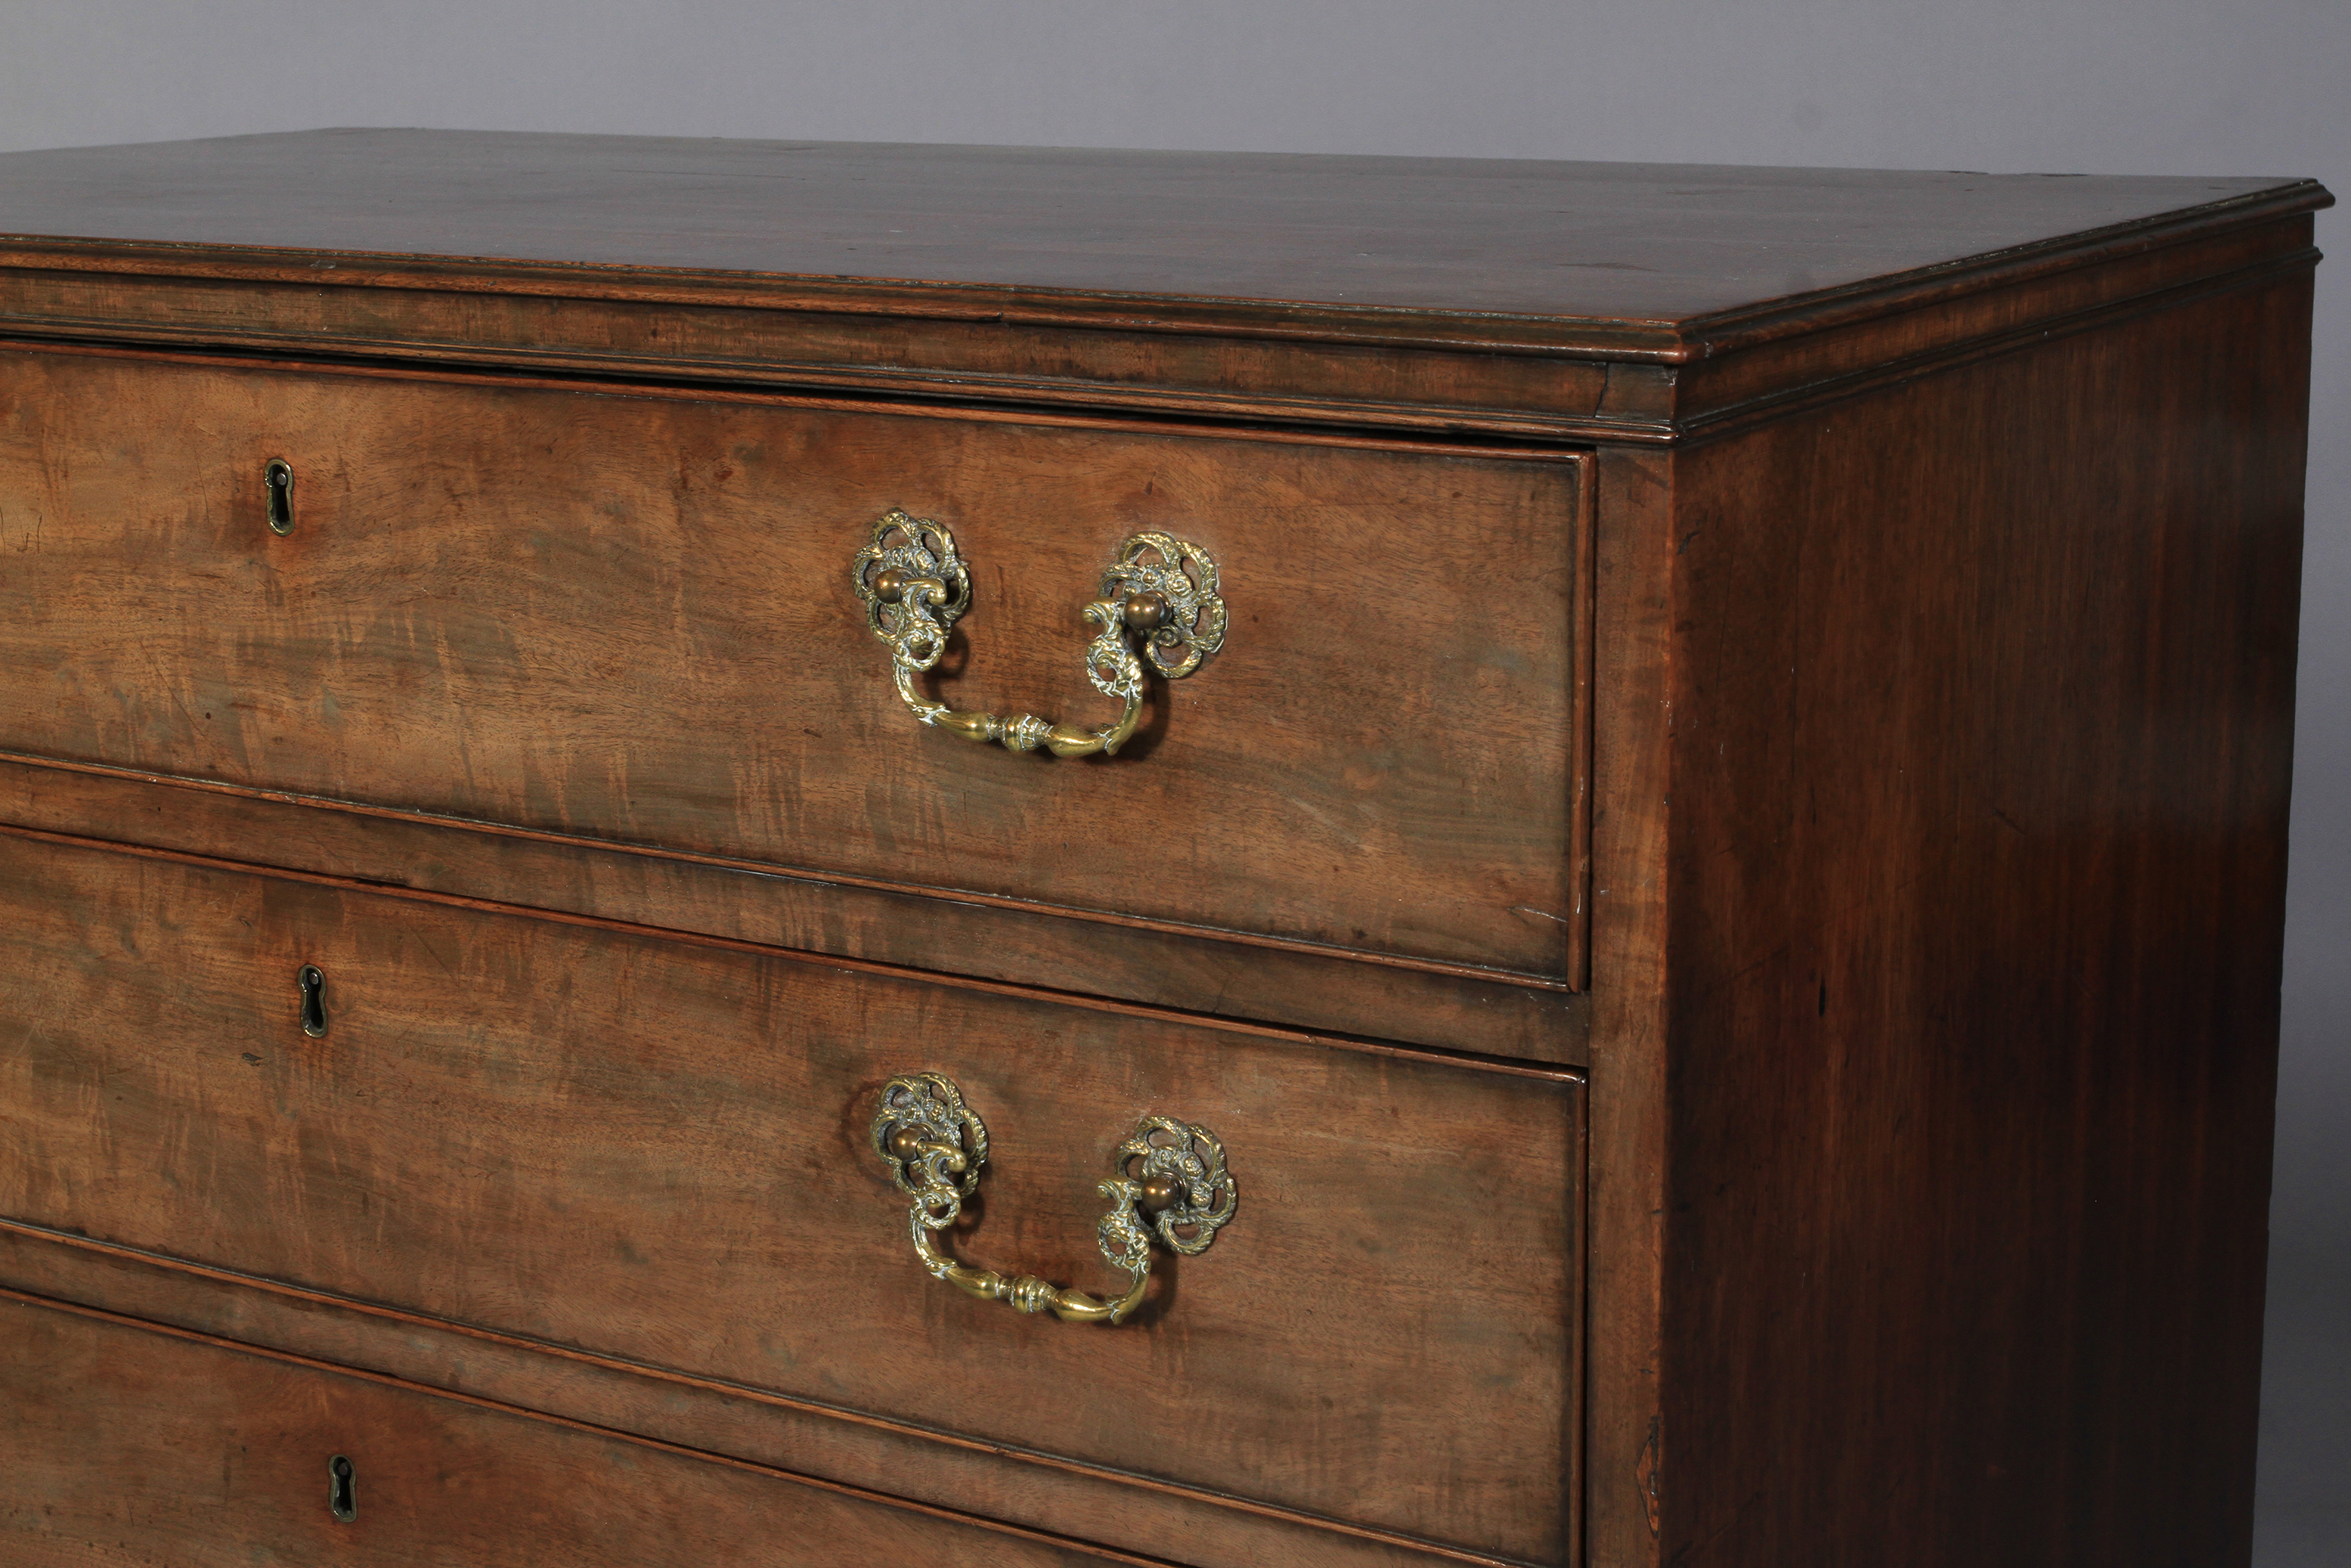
<box><xmin>328</xmin><ymin>1454</ymin><xmax>356</xmax><ymax>1522</ymax></box>
<box><xmin>265</xmin><ymin>459</ymin><xmax>295</xmax><ymax>535</ymax></box>
<box><xmin>297</xmin><ymin>964</ymin><xmax>328</xmax><ymax>1038</ymax></box>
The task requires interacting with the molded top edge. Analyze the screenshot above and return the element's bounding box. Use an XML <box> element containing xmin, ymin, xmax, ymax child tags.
<box><xmin>0</xmin><ymin>129</ymin><xmax>2327</xmax><ymax>360</ymax></box>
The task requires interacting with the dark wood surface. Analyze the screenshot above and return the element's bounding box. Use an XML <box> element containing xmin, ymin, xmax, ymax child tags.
<box><xmin>0</xmin><ymin>135</ymin><xmax>2324</xmax><ymax>448</ymax></box>
<box><xmin>1639</xmin><ymin>271</ymin><xmax>2310</xmax><ymax>1567</ymax></box>
<box><xmin>0</xmin><ymin>218</ymin><xmax>2312</xmax><ymax>448</ymax></box>
<box><xmin>0</xmin><ymin>129</ymin><xmax>2323</xmax><ymax>1568</ymax></box>
<box><xmin>0</xmin><ymin>129</ymin><xmax>2312</xmax><ymax>325</ymax></box>
<box><xmin>1578</xmin><ymin>445</ymin><xmax>1679</xmax><ymax>1561</ymax></box>
<box><xmin>0</xmin><ymin>1222</ymin><xmax>1484</xmax><ymax>1568</ymax></box>
<box><xmin>0</xmin><ymin>756</ymin><xmax>1591</xmax><ymax>1064</ymax></box>
<box><xmin>0</xmin><ymin>345</ymin><xmax>1588</xmax><ymax>983</ymax></box>
<box><xmin>0</xmin><ymin>828</ymin><xmax>1584</xmax><ymax>1565</ymax></box>
<box><xmin>0</xmin><ymin>1289</ymin><xmax>1135</xmax><ymax>1566</ymax></box>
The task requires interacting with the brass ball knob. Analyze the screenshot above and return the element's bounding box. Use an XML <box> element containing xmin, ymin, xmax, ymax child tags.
<box><xmin>885</xmin><ymin>1124</ymin><xmax>929</xmax><ymax>1164</ymax></box>
<box><xmin>1121</xmin><ymin>591</ymin><xmax>1168</xmax><ymax>633</ymax></box>
<box><xmin>1137</xmin><ymin>1173</ymin><xmax>1187</xmax><ymax>1213</ymax></box>
<box><xmin>872</xmin><ymin>567</ymin><xmax>909</xmax><ymax>604</ymax></box>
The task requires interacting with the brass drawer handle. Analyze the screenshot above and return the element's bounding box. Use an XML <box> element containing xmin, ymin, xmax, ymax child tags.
<box><xmin>871</xmin><ymin>1072</ymin><xmax>1237</xmax><ymax>1324</ymax></box>
<box><xmin>851</xmin><ymin>511</ymin><xmax>1226</xmax><ymax>757</ymax></box>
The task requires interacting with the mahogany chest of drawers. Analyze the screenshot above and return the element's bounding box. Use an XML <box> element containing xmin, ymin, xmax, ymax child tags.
<box><xmin>0</xmin><ymin>131</ymin><xmax>2328</xmax><ymax>1567</ymax></box>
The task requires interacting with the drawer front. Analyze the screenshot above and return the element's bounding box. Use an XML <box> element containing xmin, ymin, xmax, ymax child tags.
<box><xmin>0</xmin><ymin>831</ymin><xmax>1584</xmax><ymax>1565</ymax></box>
<box><xmin>0</xmin><ymin>348</ymin><xmax>1586</xmax><ymax>981</ymax></box>
<box><xmin>0</xmin><ymin>1292</ymin><xmax>1116</xmax><ymax>1566</ymax></box>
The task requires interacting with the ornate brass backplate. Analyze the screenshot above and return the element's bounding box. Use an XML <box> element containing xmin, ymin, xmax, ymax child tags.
<box><xmin>850</xmin><ymin>510</ymin><xmax>1227</xmax><ymax>758</ymax></box>
<box><xmin>869</xmin><ymin>1073</ymin><xmax>1237</xmax><ymax>1325</ymax></box>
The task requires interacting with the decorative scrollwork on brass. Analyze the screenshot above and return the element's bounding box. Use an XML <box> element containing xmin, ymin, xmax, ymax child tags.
<box><xmin>870</xmin><ymin>1071</ymin><xmax>987</xmax><ymax>1226</ymax></box>
<box><xmin>1112</xmin><ymin>1114</ymin><xmax>1237</xmax><ymax>1256</ymax></box>
<box><xmin>870</xmin><ymin>1073</ymin><xmax>1237</xmax><ymax>1325</ymax></box>
<box><xmin>1101</xmin><ymin>532</ymin><xmax>1226</xmax><ymax>680</ymax></box>
<box><xmin>850</xmin><ymin>510</ymin><xmax>1225</xmax><ymax>758</ymax></box>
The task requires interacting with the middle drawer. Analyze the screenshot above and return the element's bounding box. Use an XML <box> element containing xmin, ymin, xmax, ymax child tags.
<box><xmin>0</xmin><ymin>829</ymin><xmax>1582</xmax><ymax>1566</ymax></box>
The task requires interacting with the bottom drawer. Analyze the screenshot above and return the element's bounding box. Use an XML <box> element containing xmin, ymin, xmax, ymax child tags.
<box><xmin>0</xmin><ymin>1291</ymin><xmax>1115</xmax><ymax>1566</ymax></box>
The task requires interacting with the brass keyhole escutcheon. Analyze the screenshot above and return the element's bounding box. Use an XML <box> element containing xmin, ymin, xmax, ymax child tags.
<box><xmin>265</xmin><ymin>459</ymin><xmax>295</xmax><ymax>535</ymax></box>
<box><xmin>297</xmin><ymin>964</ymin><xmax>328</xmax><ymax>1038</ymax></box>
<box><xmin>328</xmin><ymin>1454</ymin><xmax>355</xmax><ymax>1522</ymax></box>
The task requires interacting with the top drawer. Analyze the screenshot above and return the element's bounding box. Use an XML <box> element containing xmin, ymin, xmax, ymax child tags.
<box><xmin>0</xmin><ymin>348</ymin><xmax>1586</xmax><ymax>981</ymax></box>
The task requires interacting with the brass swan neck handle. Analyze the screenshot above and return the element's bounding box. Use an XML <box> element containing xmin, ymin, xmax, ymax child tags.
<box><xmin>851</xmin><ymin>511</ymin><xmax>1227</xmax><ymax>758</ymax></box>
<box><xmin>871</xmin><ymin>1073</ymin><xmax>1237</xmax><ymax>1325</ymax></box>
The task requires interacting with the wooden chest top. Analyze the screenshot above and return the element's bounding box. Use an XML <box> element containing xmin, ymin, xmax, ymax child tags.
<box><xmin>0</xmin><ymin>131</ymin><xmax>2327</xmax><ymax>442</ymax></box>
<box><xmin>0</xmin><ymin>128</ymin><xmax>2310</xmax><ymax>320</ymax></box>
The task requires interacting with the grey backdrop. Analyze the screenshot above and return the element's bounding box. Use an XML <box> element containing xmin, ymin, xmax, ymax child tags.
<box><xmin>2</xmin><ymin>3</ymin><xmax>2341</xmax><ymax>1561</ymax></box>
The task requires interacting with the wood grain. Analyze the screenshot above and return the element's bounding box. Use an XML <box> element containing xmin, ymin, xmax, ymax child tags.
<box><xmin>0</xmin><ymin>346</ymin><xmax>1588</xmax><ymax>980</ymax></box>
<box><xmin>1640</xmin><ymin>273</ymin><xmax>2310</xmax><ymax>1568</ymax></box>
<box><xmin>0</xmin><ymin>755</ymin><xmax>1591</xmax><ymax>1064</ymax></box>
<box><xmin>0</xmin><ymin>130</ymin><xmax>2325</xmax><ymax>1568</ymax></box>
<box><xmin>0</xmin><ymin>1220</ymin><xmax>1518</xmax><ymax>1568</ymax></box>
<box><xmin>0</xmin><ymin>829</ymin><xmax>1584</xmax><ymax>1565</ymax></box>
<box><xmin>0</xmin><ymin>130</ymin><xmax>2312</xmax><ymax>329</ymax></box>
<box><xmin>0</xmin><ymin>139</ymin><xmax>2322</xmax><ymax>442</ymax></box>
<box><xmin>0</xmin><ymin>1288</ymin><xmax>1135</xmax><ymax>1566</ymax></box>
<box><xmin>0</xmin><ymin>265</ymin><xmax>1638</xmax><ymax>442</ymax></box>
<box><xmin>1578</xmin><ymin>446</ymin><xmax>1678</xmax><ymax>1568</ymax></box>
